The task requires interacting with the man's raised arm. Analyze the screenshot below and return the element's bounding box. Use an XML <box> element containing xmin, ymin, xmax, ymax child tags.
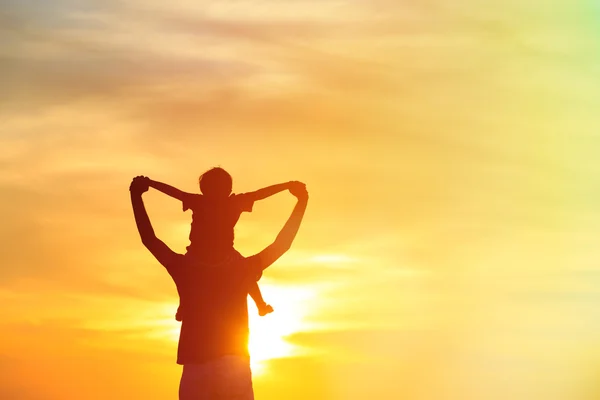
<box><xmin>130</xmin><ymin>176</ymin><xmax>178</xmax><ymax>268</ymax></box>
<box><xmin>249</xmin><ymin>182</ymin><xmax>309</xmax><ymax>272</ymax></box>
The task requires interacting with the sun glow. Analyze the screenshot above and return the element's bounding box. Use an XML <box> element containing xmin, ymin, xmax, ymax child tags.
<box><xmin>247</xmin><ymin>283</ymin><xmax>317</xmax><ymax>375</ymax></box>
<box><xmin>157</xmin><ymin>283</ymin><xmax>318</xmax><ymax>375</ymax></box>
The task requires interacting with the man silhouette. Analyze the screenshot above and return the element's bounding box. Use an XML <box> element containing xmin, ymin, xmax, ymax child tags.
<box><xmin>129</xmin><ymin>175</ymin><xmax>309</xmax><ymax>399</ymax></box>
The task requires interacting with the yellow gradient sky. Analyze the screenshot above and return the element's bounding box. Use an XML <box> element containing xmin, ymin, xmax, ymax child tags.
<box><xmin>2</xmin><ymin>0</ymin><xmax>600</xmax><ymax>399</ymax></box>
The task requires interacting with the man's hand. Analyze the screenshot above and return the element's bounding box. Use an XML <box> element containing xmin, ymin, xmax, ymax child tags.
<box><xmin>130</xmin><ymin>175</ymin><xmax>150</xmax><ymax>195</ymax></box>
<box><xmin>289</xmin><ymin>181</ymin><xmax>308</xmax><ymax>200</ymax></box>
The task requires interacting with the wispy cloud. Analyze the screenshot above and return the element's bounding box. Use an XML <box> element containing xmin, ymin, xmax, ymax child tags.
<box><xmin>2</xmin><ymin>0</ymin><xmax>600</xmax><ymax>398</ymax></box>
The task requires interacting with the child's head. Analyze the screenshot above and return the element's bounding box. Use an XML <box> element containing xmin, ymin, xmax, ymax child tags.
<box><xmin>199</xmin><ymin>167</ymin><xmax>232</xmax><ymax>198</ymax></box>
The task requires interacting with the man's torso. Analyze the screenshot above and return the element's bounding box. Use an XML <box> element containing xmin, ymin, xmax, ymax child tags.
<box><xmin>168</xmin><ymin>253</ymin><xmax>256</xmax><ymax>364</ymax></box>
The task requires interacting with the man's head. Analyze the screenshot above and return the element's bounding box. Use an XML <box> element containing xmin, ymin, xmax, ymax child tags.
<box><xmin>199</xmin><ymin>167</ymin><xmax>233</xmax><ymax>198</ymax></box>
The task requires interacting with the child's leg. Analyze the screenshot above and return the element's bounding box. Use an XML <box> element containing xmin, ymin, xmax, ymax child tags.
<box><xmin>249</xmin><ymin>282</ymin><xmax>273</xmax><ymax>316</ymax></box>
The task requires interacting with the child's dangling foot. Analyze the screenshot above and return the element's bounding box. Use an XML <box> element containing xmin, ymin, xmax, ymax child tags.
<box><xmin>257</xmin><ymin>302</ymin><xmax>274</xmax><ymax>317</ymax></box>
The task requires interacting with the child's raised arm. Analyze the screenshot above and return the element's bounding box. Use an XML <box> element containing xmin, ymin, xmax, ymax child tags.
<box><xmin>148</xmin><ymin>179</ymin><xmax>194</xmax><ymax>202</ymax></box>
<box><xmin>246</xmin><ymin>181</ymin><xmax>296</xmax><ymax>202</ymax></box>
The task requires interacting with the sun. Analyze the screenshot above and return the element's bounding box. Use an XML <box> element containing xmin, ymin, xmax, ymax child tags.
<box><xmin>246</xmin><ymin>283</ymin><xmax>316</xmax><ymax>374</ymax></box>
<box><xmin>156</xmin><ymin>283</ymin><xmax>316</xmax><ymax>375</ymax></box>
<box><xmin>247</xmin><ymin>283</ymin><xmax>316</xmax><ymax>375</ymax></box>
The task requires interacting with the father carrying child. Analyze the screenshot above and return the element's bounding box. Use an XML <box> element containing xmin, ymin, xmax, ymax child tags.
<box><xmin>146</xmin><ymin>168</ymin><xmax>297</xmax><ymax>320</ymax></box>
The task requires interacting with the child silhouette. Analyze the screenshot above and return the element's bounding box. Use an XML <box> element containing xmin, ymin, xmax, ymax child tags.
<box><xmin>147</xmin><ymin>168</ymin><xmax>297</xmax><ymax>320</ymax></box>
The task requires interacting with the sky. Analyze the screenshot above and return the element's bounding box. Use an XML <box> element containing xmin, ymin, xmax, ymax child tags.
<box><xmin>1</xmin><ymin>0</ymin><xmax>600</xmax><ymax>398</ymax></box>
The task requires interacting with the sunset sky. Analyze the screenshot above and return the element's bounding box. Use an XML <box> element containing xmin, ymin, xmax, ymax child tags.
<box><xmin>2</xmin><ymin>0</ymin><xmax>600</xmax><ymax>399</ymax></box>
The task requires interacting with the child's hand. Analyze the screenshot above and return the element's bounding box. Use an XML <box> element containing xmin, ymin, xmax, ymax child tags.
<box><xmin>287</xmin><ymin>181</ymin><xmax>305</xmax><ymax>191</ymax></box>
<box><xmin>289</xmin><ymin>181</ymin><xmax>308</xmax><ymax>200</ymax></box>
<box><xmin>130</xmin><ymin>175</ymin><xmax>150</xmax><ymax>195</ymax></box>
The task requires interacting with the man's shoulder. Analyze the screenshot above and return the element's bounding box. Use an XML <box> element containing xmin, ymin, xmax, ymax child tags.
<box><xmin>163</xmin><ymin>253</ymin><xmax>186</xmax><ymax>274</ymax></box>
<box><xmin>235</xmin><ymin>253</ymin><xmax>262</xmax><ymax>277</ymax></box>
<box><xmin>218</xmin><ymin>252</ymin><xmax>258</xmax><ymax>273</ymax></box>
<box><xmin>187</xmin><ymin>251</ymin><xmax>253</xmax><ymax>270</ymax></box>
<box><xmin>228</xmin><ymin>251</ymin><xmax>252</xmax><ymax>266</ymax></box>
